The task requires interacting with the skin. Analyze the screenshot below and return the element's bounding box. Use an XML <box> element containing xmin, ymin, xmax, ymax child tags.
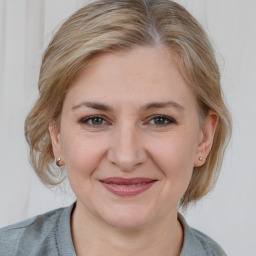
<box><xmin>49</xmin><ymin>45</ymin><xmax>217</xmax><ymax>256</ymax></box>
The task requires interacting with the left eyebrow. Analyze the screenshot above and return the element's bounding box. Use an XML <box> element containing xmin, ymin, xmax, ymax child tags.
<box><xmin>140</xmin><ymin>101</ymin><xmax>185</xmax><ymax>112</ymax></box>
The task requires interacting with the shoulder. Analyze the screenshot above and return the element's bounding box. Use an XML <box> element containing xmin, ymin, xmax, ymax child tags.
<box><xmin>189</xmin><ymin>227</ymin><xmax>227</xmax><ymax>256</ymax></box>
<box><xmin>0</xmin><ymin>205</ymin><xmax>73</xmax><ymax>256</ymax></box>
<box><xmin>178</xmin><ymin>213</ymin><xmax>227</xmax><ymax>256</ymax></box>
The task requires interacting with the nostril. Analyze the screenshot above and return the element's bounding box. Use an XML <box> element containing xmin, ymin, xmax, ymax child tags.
<box><xmin>107</xmin><ymin>148</ymin><xmax>147</xmax><ymax>171</ymax></box>
<box><xmin>106</xmin><ymin>129</ymin><xmax>148</xmax><ymax>171</ymax></box>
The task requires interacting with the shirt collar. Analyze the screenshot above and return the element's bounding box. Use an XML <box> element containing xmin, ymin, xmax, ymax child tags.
<box><xmin>57</xmin><ymin>202</ymin><xmax>77</xmax><ymax>256</ymax></box>
<box><xmin>56</xmin><ymin>203</ymin><xmax>202</xmax><ymax>256</ymax></box>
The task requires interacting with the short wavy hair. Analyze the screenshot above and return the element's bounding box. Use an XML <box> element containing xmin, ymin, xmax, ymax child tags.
<box><xmin>25</xmin><ymin>0</ymin><xmax>232</xmax><ymax>208</ymax></box>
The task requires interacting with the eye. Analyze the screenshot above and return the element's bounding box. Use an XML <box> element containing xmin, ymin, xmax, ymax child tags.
<box><xmin>80</xmin><ymin>115</ymin><xmax>107</xmax><ymax>127</ymax></box>
<box><xmin>147</xmin><ymin>115</ymin><xmax>176</xmax><ymax>126</ymax></box>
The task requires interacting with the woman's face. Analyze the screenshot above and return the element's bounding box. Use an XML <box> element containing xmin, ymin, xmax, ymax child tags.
<box><xmin>50</xmin><ymin>46</ymin><xmax>215</xmax><ymax>230</ymax></box>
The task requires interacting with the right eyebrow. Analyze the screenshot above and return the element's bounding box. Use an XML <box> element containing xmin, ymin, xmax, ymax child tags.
<box><xmin>72</xmin><ymin>101</ymin><xmax>114</xmax><ymax>112</ymax></box>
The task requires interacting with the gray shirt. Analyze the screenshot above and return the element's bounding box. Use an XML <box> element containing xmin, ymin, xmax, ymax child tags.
<box><xmin>0</xmin><ymin>203</ymin><xmax>227</xmax><ymax>256</ymax></box>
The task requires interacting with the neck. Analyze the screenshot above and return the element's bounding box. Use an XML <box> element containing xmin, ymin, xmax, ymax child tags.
<box><xmin>71</xmin><ymin>201</ymin><xmax>183</xmax><ymax>256</ymax></box>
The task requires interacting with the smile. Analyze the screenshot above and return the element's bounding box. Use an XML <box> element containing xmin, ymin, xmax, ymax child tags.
<box><xmin>99</xmin><ymin>177</ymin><xmax>157</xmax><ymax>196</ymax></box>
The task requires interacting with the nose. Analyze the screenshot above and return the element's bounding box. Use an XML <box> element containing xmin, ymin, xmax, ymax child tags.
<box><xmin>107</xmin><ymin>125</ymin><xmax>147</xmax><ymax>171</ymax></box>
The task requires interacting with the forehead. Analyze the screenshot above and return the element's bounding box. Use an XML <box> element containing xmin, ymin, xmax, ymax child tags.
<box><xmin>64</xmin><ymin>46</ymin><xmax>197</xmax><ymax>111</ymax></box>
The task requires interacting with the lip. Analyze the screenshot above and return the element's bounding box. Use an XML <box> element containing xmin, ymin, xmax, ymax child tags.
<box><xmin>99</xmin><ymin>177</ymin><xmax>157</xmax><ymax>196</ymax></box>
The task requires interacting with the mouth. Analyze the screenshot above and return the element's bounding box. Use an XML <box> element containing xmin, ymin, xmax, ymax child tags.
<box><xmin>99</xmin><ymin>177</ymin><xmax>157</xmax><ymax>196</ymax></box>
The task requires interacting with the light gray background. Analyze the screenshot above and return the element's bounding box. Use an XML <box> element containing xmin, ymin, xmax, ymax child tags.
<box><xmin>0</xmin><ymin>1</ymin><xmax>255</xmax><ymax>255</ymax></box>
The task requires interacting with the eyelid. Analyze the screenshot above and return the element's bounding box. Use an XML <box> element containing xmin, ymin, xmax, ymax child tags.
<box><xmin>79</xmin><ymin>115</ymin><xmax>110</xmax><ymax>126</ymax></box>
<box><xmin>145</xmin><ymin>114</ymin><xmax>177</xmax><ymax>125</ymax></box>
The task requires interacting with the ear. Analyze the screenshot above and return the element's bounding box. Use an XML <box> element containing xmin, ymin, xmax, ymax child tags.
<box><xmin>49</xmin><ymin>122</ymin><xmax>64</xmax><ymax>166</ymax></box>
<box><xmin>194</xmin><ymin>111</ymin><xmax>218</xmax><ymax>167</ymax></box>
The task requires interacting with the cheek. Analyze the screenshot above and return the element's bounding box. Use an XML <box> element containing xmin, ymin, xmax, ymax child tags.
<box><xmin>61</xmin><ymin>130</ymin><xmax>108</xmax><ymax>180</ymax></box>
<box><xmin>151</xmin><ymin>129</ymin><xmax>198</xmax><ymax>167</ymax></box>
<box><xmin>148</xmin><ymin>131</ymin><xmax>198</xmax><ymax>192</ymax></box>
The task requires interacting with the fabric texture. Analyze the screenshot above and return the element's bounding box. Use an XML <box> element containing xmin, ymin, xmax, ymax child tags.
<box><xmin>0</xmin><ymin>203</ymin><xmax>227</xmax><ymax>256</ymax></box>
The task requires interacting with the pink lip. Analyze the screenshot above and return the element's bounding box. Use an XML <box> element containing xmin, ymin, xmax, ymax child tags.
<box><xmin>99</xmin><ymin>177</ymin><xmax>157</xmax><ymax>196</ymax></box>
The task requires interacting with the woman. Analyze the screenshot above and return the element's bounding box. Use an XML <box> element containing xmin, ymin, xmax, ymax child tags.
<box><xmin>0</xmin><ymin>0</ymin><xmax>232</xmax><ymax>255</ymax></box>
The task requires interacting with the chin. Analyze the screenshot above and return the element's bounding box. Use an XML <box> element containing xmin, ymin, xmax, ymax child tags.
<box><xmin>99</xmin><ymin>206</ymin><xmax>155</xmax><ymax>231</ymax></box>
<box><xmin>105</xmin><ymin>216</ymin><xmax>151</xmax><ymax>231</ymax></box>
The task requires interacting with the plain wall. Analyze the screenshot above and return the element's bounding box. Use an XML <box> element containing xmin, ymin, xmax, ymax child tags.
<box><xmin>0</xmin><ymin>1</ymin><xmax>256</xmax><ymax>255</ymax></box>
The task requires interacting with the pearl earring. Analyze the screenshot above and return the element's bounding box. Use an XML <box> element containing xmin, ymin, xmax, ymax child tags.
<box><xmin>199</xmin><ymin>156</ymin><xmax>203</xmax><ymax>161</ymax></box>
<box><xmin>56</xmin><ymin>157</ymin><xmax>61</xmax><ymax>167</ymax></box>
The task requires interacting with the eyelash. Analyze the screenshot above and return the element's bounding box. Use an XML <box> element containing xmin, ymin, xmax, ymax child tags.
<box><xmin>146</xmin><ymin>115</ymin><xmax>177</xmax><ymax>126</ymax></box>
<box><xmin>79</xmin><ymin>115</ymin><xmax>108</xmax><ymax>127</ymax></box>
<box><xmin>79</xmin><ymin>114</ymin><xmax>177</xmax><ymax>128</ymax></box>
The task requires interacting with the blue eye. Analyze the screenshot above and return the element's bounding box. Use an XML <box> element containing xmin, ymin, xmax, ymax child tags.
<box><xmin>80</xmin><ymin>115</ymin><xmax>107</xmax><ymax>126</ymax></box>
<box><xmin>148</xmin><ymin>115</ymin><xmax>176</xmax><ymax>126</ymax></box>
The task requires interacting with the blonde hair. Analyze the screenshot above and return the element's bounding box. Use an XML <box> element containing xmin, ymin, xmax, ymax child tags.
<box><xmin>25</xmin><ymin>0</ymin><xmax>232</xmax><ymax>208</ymax></box>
